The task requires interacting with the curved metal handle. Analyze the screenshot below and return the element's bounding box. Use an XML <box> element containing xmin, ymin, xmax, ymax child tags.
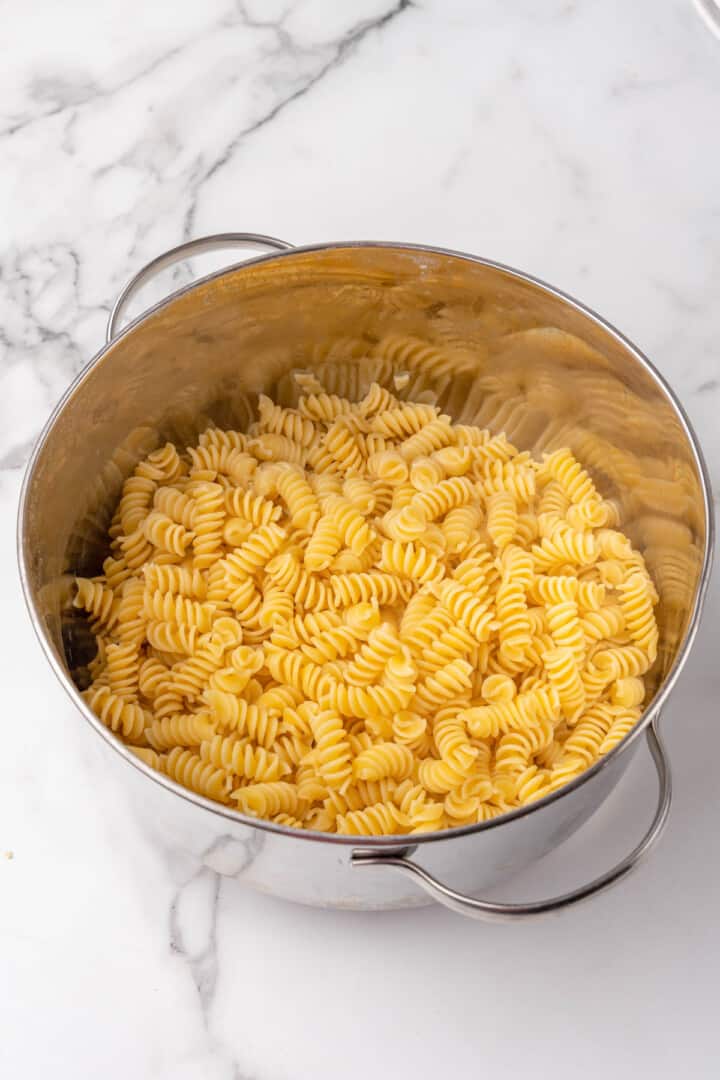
<box><xmin>352</xmin><ymin>718</ymin><xmax>671</xmax><ymax>921</ymax></box>
<box><xmin>106</xmin><ymin>232</ymin><xmax>294</xmax><ymax>343</ymax></box>
<box><xmin>694</xmin><ymin>0</ymin><xmax>720</xmax><ymax>41</ymax></box>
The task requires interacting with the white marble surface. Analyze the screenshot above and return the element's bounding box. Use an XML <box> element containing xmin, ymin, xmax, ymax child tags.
<box><xmin>2</xmin><ymin>1</ymin><xmax>719</xmax><ymax>1076</ymax></box>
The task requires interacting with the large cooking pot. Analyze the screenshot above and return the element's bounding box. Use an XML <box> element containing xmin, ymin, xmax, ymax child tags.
<box><xmin>18</xmin><ymin>233</ymin><xmax>713</xmax><ymax>920</ymax></box>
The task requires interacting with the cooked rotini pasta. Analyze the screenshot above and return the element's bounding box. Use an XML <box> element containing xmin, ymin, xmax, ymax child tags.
<box><xmin>78</xmin><ymin>383</ymin><xmax>658</xmax><ymax>833</ymax></box>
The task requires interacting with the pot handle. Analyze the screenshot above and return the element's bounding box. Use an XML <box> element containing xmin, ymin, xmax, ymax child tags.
<box><xmin>352</xmin><ymin>717</ymin><xmax>671</xmax><ymax>921</ymax></box>
<box><xmin>106</xmin><ymin>232</ymin><xmax>294</xmax><ymax>343</ymax></box>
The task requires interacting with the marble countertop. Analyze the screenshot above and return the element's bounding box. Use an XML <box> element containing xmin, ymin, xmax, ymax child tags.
<box><xmin>2</xmin><ymin>1</ymin><xmax>719</xmax><ymax>1076</ymax></box>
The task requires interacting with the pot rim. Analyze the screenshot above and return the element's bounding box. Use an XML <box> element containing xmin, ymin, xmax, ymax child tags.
<box><xmin>17</xmin><ymin>239</ymin><xmax>715</xmax><ymax>848</ymax></box>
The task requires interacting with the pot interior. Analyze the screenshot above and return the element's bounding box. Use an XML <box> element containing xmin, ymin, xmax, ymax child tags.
<box><xmin>21</xmin><ymin>244</ymin><xmax>710</xmax><ymax>705</ymax></box>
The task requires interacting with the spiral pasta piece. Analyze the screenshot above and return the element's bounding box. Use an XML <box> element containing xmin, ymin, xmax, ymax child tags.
<box><xmin>162</xmin><ymin>751</ymin><xmax>231</xmax><ymax>803</ymax></box>
<box><xmin>146</xmin><ymin>620</ymin><xmax>199</xmax><ymax>656</ymax></box>
<box><xmin>323</xmin><ymin>675</ymin><xmax>415</xmax><ymax>722</ymax></box>
<box><xmin>481</xmin><ymin>673</ymin><xmax>516</xmax><ymax>704</ymax></box>
<box><xmin>371</xmin><ymin>402</ymin><xmax>438</xmax><ymax>439</ymax></box>
<box><xmin>514</xmin><ymin>765</ymin><xmax>552</xmax><ymax>804</ymax></box>
<box><xmin>335</xmin><ymin>801</ymin><xmax>407</xmax><ymax>836</ymax></box>
<box><xmin>275</xmin><ymin>465</ymin><xmax>321</xmax><ymax>530</ymax></box>
<box><xmin>461</xmin><ymin>685</ymin><xmax>559</xmax><ymax>739</ymax></box>
<box><xmin>304</xmin><ymin>513</ymin><xmax>342</xmax><ymax>571</ymax></box>
<box><xmin>224</xmin><ymin>488</ymin><xmax>281</xmax><ymax>526</ymax></box>
<box><xmin>452</xmin><ymin>552</ymin><xmax>496</xmax><ymax>600</ymax></box>
<box><xmin>191</xmin><ymin>482</ymin><xmax>225</xmax><ymax>569</ymax></box>
<box><xmin>118</xmin><ymin>527</ymin><xmax>154</xmax><ymax>571</ymax></box>
<box><xmin>391</xmin><ymin>710</ymin><xmax>428</xmax><ymax>746</ymax></box>
<box><xmin>479</xmin><ymin>457</ymin><xmax>535</xmax><ymax>504</ymax></box>
<box><xmin>598</xmin><ymin>707</ymin><xmax>642</xmax><ymax>755</ymax></box>
<box><xmin>378</xmin><ymin>539</ymin><xmax>445</xmax><ymax>584</ymax></box>
<box><xmin>418</xmin><ymin>622</ymin><xmax>477</xmax><ymax>674</ymax></box>
<box><xmin>225</xmin><ymin>524</ymin><xmax>287</xmax><ymax>581</ymax></box>
<box><xmin>414</xmin><ymin>658</ymin><xmax>473</xmax><ymax>712</ymax></box>
<box><xmin>200</xmin><ymin>735</ymin><xmax>289</xmax><ymax>781</ymax></box>
<box><xmin>496</xmin><ymin>580</ymin><xmax>532</xmax><ymax>663</ymax></box>
<box><xmin>148</xmin><ymin>711</ymin><xmax>216</xmax><ymax>751</ymax></box>
<box><xmin>143</xmin><ymin>563</ymin><xmax>207</xmax><ymax>599</ymax></box>
<box><xmin>188</xmin><ymin>443</ymin><xmax>253</xmax><ymax>483</ymax></box>
<box><xmin>204</xmin><ymin>690</ymin><xmax>280</xmax><ymax>747</ymax></box>
<box><xmin>529</xmin><ymin>574</ymin><xmax>578</xmax><ymax>605</ymax></box>
<box><xmin>153</xmin><ymin>485</ymin><xmax>195</xmax><ymax>530</ymax></box>
<box><xmin>325</xmin><ymin>495</ymin><xmax>375</xmax><ymax>555</ymax></box>
<box><xmin>105</xmin><ymin>642</ymin><xmax>140</xmax><ymax>700</ymax></box>
<box><xmin>546</xmin><ymin>600</ymin><xmax>585</xmax><ymax>664</ymax></box>
<box><xmin>117</xmin><ymin>475</ymin><xmax>156</xmax><ymax>534</ymax></box>
<box><xmin>398</xmin><ymin>416</ymin><xmax>455</xmax><ymax>460</ymax></box>
<box><xmin>591</xmin><ymin>645</ymin><xmax>651</xmax><ymax>679</ymax></box>
<box><xmin>561</xmin><ymin>705</ymin><xmax>614</xmax><ymax>766</ymax></box>
<box><xmin>135</xmin><ymin>443</ymin><xmax>184</xmax><ymax>483</ymax></box>
<box><xmin>163</xmin><ymin>642</ymin><xmax>222</xmax><ymax>701</ymax></box>
<box><xmin>317</xmin><ymin>419</ymin><xmax>365</xmax><ymax>474</ymax></box>
<box><xmin>231</xmin><ymin>781</ymin><xmax>300</xmax><ymax>818</ymax></box>
<box><xmin>442</xmin><ymin>504</ymin><xmax>483</xmax><ymax>554</ymax></box>
<box><xmin>543</xmin><ymin>647</ymin><xmax>586</xmax><ymax>722</ymax></box>
<box><xmin>142</xmin><ymin>591</ymin><xmax>215</xmax><ymax>631</ymax></box>
<box><xmin>411</xmin><ymin>477</ymin><xmax>475</xmax><ymax>523</ymax></box>
<box><xmin>437</xmin><ymin>580</ymin><xmax>496</xmax><ymax>642</ymax></box>
<box><xmin>309</xmin><ymin>709</ymin><xmax>353</xmax><ymax>790</ymax></box>
<box><xmin>83</xmin><ymin>685</ymin><xmax>146</xmax><ymax>741</ymax></box>
<box><xmin>419</xmin><ymin>752</ymin><xmax>477</xmax><ymax>794</ymax></box>
<box><xmin>129</xmin><ymin>746</ymin><xmax>164</xmax><ymax>770</ymax></box>
<box><xmin>265</xmin><ymin>552</ymin><xmax>331</xmax><ymax>611</ymax></box>
<box><xmin>486</xmin><ymin>490</ymin><xmax>517</xmax><ymax>550</ymax></box>
<box><xmin>542</xmin><ymin>447</ymin><xmax>603</xmax><ymax>511</ymax></box>
<box><xmin>299</xmin><ymin>391</ymin><xmax>354</xmax><ymax>422</ymax></box>
<box><xmin>296</xmin><ymin>610</ymin><xmax>366</xmax><ymax>664</ymax></box>
<box><xmin>444</xmin><ymin>774</ymin><xmax>494</xmax><ymax>819</ymax></box>
<box><xmin>582</xmin><ymin>605</ymin><xmax>625</xmax><ymax>643</ymax></box>
<box><xmin>74</xmin><ymin>579</ymin><xmax>117</xmax><ymax>628</ymax></box>
<box><xmin>198</xmin><ymin>427</ymin><xmax>247</xmax><ymax>452</ymax></box>
<box><xmin>610</xmin><ymin>676</ymin><xmax>645</xmax><ymax>708</ymax></box>
<box><xmin>249</xmin><ymin>433</ymin><xmax>307</xmax><ymax>466</ymax></box>
<box><xmin>330</xmin><ymin>571</ymin><xmax>412</xmax><ymax>608</ymax></box>
<box><xmin>494</xmin><ymin>715</ymin><xmax>554</xmax><ymax>774</ymax></box>
<box><xmin>353</xmin><ymin>742</ymin><xmax>414</xmax><ymax>781</ymax></box>
<box><xmin>265</xmin><ymin>648</ymin><xmax>333</xmax><ymax>702</ymax></box>
<box><xmin>257</xmin><ymin>395</ymin><xmax>318</xmax><ymax>447</ymax></box>
<box><xmin>137</xmin><ymin>656</ymin><xmax>169</xmax><ymax>700</ymax></box>
<box><xmin>112</xmin><ymin>579</ymin><xmax>146</xmax><ymax>644</ymax></box>
<box><xmin>532</xmin><ymin>524</ymin><xmax>598</xmax><ymax>570</ymax></box>
<box><xmin>619</xmin><ymin>572</ymin><xmax>659</xmax><ymax>660</ymax></box>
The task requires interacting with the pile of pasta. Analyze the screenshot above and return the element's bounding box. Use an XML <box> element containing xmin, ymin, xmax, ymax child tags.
<box><xmin>75</xmin><ymin>381</ymin><xmax>659</xmax><ymax>835</ymax></box>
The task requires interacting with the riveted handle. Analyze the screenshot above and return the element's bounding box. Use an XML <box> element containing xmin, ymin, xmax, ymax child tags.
<box><xmin>352</xmin><ymin>718</ymin><xmax>671</xmax><ymax>921</ymax></box>
<box><xmin>106</xmin><ymin>232</ymin><xmax>294</xmax><ymax>343</ymax></box>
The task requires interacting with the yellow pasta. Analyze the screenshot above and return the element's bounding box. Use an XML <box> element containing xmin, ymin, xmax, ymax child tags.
<box><xmin>353</xmin><ymin>742</ymin><xmax>414</xmax><ymax>781</ymax></box>
<box><xmin>74</xmin><ymin>578</ymin><xmax>117</xmax><ymax>628</ymax></box>
<box><xmin>148</xmin><ymin>710</ymin><xmax>216</xmax><ymax>751</ymax></box>
<box><xmin>83</xmin><ymin>684</ymin><xmax>146</xmax><ymax>741</ymax></box>
<box><xmin>78</xmin><ymin>384</ymin><xmax>658</xmax><ymax>834</ymax></box>
<box><xmin>335</xmin><ymin>801</ymin><xmax>407</xmax><ymax>836</ymax></box>
<box><xmin>231</xmin><ymin>781</ymin><xmax>300</xmax><ymax>817</ymax></box>
<box><xmin>105</xmin><ymin>641</ymin><xmax>140</xmax><ymax>700</ymax></box>
<box><xmin>199</xmin><ymin>735</ymin><xmax>290</xmax><ymax>782</ymax></box>
<box><xmin>486</xmin><ymin>490</ymin><xmax>517</xmax><ymax>549</ymax></box>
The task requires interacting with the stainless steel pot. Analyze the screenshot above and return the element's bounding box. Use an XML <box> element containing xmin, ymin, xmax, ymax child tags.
<box><xmin>18</xmin><ymin>233</ymin><xmax>713</xmax><ymax>920</ymax></box>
